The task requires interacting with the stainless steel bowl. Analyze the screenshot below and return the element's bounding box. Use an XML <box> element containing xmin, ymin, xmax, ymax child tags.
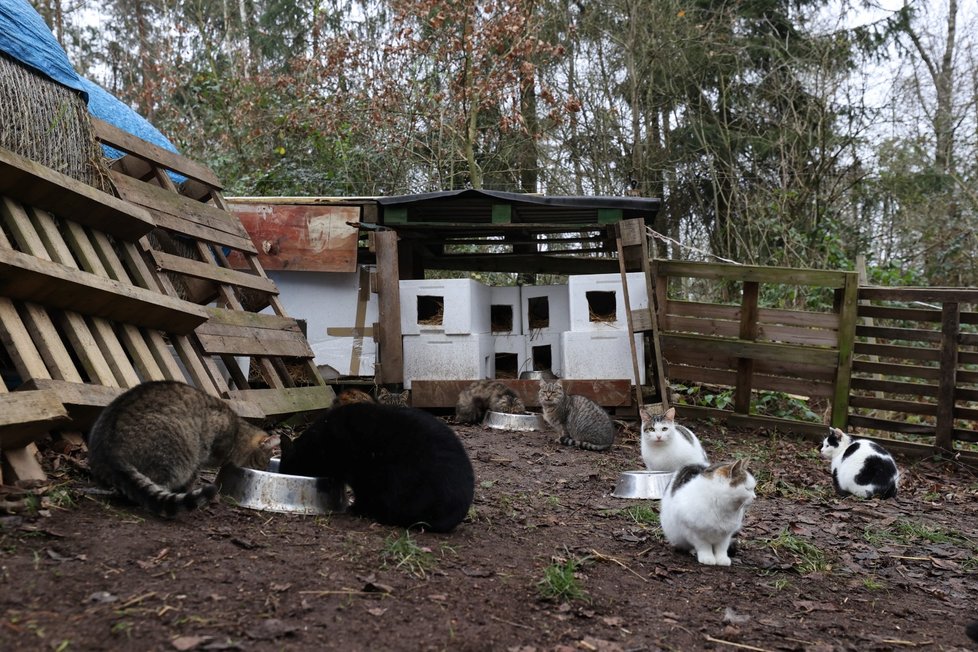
<box><xmin>483</xmin><ymin>410</ymin><xmax>546</xmax><ymax>431</ymax></box>
<box><xmin>611</xmin><ymin>470</ymin><xmax>674</xmax><ymax>500</ymax></box>
<box><xmin>216</xmin><ymin>458</ymin><xmax>337</xmax><ymax>515</ymax></box>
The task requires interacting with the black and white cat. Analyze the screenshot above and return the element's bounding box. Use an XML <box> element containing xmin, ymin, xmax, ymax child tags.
<box><xmin>659</xmin><ymin>459</ymin><xmax>756</xmax><ymax>566</ymax></box>
<box><xmin>279</xmin><ymin>402</ymin><xmax>475</xmax><ymax>533</ymax></box>
<box><xmin>819</xmin><ymin>428</ymin><xmax>899</xmax><ymax>499</ymax></box>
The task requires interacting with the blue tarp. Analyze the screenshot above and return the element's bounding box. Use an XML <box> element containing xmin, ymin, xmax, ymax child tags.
<box><xmin>0</xmin><ymin>0</ymin><xmax>182</xmax><ymax>164</ymax></box>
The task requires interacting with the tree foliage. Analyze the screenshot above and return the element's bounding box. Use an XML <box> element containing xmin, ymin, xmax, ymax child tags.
<box><xmin>27</xmin><ymin>0</ymin><xmax>978</xmax><ymax>288</ymax></box>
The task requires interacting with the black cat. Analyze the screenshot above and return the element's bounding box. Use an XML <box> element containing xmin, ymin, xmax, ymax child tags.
<box><xmin>279</xmin><ymin>403</ymin><xmax>475</xmax><ymax>533</ymax></box>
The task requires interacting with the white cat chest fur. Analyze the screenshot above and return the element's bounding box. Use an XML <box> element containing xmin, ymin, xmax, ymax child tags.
<box><xmin>399</xmin><ymin>279</ymin><xmax>491</xmax><ymax>335</ymax></box>
<box><xmin>568</xmin><ymin>272</ymin><xmax>649</xmax><ymax>332</ymax></box>
<box><xmin>401</xmin><ymin>333</ymin><xmax>494</xmax><ymax>389</ymax></box>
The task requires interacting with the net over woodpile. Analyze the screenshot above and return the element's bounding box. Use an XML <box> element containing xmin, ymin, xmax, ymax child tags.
<box><xmin>0</xmin><ymin>53</ymin><xmax>109</xmax><ymax>192</ymax></box>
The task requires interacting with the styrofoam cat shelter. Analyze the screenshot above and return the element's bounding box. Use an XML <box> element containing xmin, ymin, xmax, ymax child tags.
<box><xmin>521</xmin><ymin>285</ymin><xmax>570</xmax><ymax>334</ymax></box>
<box><xmin>561</xmin><ymin>331</ymin><xmax>645</xmax><ymax>383</ymax></box>
<box><xmin>400</xmin><ymin>279</ymin><xmax>492</xmax><ymax>335</ymax></box>
<box><xmin>267</xmin><ymin>268</ymin><xmax>379</xmax><ymax>378</ymax></box>
<box><xmin>402</xmin><ymin>333</ymin><xmax>494</xmax><ymax>388</ymax></box>
<box><xmin>568</xmin><ymin>272</ymin><xmax>648</xmax><ymax>332</ymax></box>
<box><xmin>490</xmin><ymin>285</ymin><xmax>522</xmax><ymax>335</ymax></box>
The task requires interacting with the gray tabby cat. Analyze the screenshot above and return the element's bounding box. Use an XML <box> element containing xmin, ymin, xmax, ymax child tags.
<box><xmin>86</xmin><ymin>380</ymin><xmax>274</xmax><ymax>517</ymax></box>
<box><xmin>537</xmin><ymin>380</ymin><xmax>616</xmax><ymax>451</ymax></box>
<box><xmin>455</xmin><ymin>379</ymin><xmax>526</xmax><ymax>423</ymax></box>
<box><xmin>377</xmin><ymin>387</ymin><xmax>410</xmax><ymax>407</ymax></box>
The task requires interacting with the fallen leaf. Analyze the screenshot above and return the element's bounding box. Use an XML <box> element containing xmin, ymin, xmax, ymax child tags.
<box><xmin>87</xmin><ymin>591</ymin><xmax>118</xmax><ymax>604</ymax></box>
<box><xmin>367</xmin><ymin>607</ymin><xmax>387</xmax><ymax>617</ymax></box>
<box><xmin>722</xmin><ymin>607</ymin><xmax>750</xmax><ymax>625</ymax></box>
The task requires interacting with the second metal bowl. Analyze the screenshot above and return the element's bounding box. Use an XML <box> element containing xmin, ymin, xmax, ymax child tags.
<box><xmin>483</xmin><ymin>410</ymin><xmax>546</xmax><ymax>431</ymax></box>
<box><xmin>611</xmin><ymin>470</ymin><xmax>674</xmax><ymax>500</ymax></box>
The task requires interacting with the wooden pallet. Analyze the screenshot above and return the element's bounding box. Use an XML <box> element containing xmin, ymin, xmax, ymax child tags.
<box><xmin>0</xmin><ymin>121</ymin><xmax>333</xmax><ymax>482</ymax></box>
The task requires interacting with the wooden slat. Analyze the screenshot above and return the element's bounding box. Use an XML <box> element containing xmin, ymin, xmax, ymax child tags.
<box><xmin>229</xmin><ymin>385</ymin><xmax>334</xmax><ymax>417</ymax></box>
<box><xmin>0</xmin><ymin>298</ymin><xmax>50</xmax><ymax>381</ymax></box>
<box><xmin>854</xmin><ymin>342</ymin><xmax>940</xmax><ymax>362</ymax></box>
<box><xmin>849</xmin><ymin>394</ymin><xmax>938</xmax><ymax>415</ymax></box>
<box><xmin>92</xmin><ymin>117</ymin><xmax>223</xmax><ymax>189</ymax></box>
<box><xmin>18</xmin><ymin>379</ymin><xmax>123</xmax><ymax>426</ymax></box>
<box><xmin>655</xmin><ymin>260</ymin><xmax>850</xmax><ymax>287</ymax></box>
<box><xmin>856</xmin><ymin>324</ymin><xmax>942</xmax><ymax>343</ymax></box>
<box><xmin>857</xmin><ymin>304</ymin><xmax>942</xmax><ymax>323</ymax></box>
<box><xmin>859</xmin><ymin>286</ymin><xmax>978</xmax><ymax>303</ymax></box>
<box><xmin>851</xmin><ymin>359</ymin><xmax>941</xmax><ymax>381</ymax></box>
<box><xmin>850</xmin><ymin>377</ymin><xmax>939</xmax><ymax>397</ymax></box>
<box><xmin>664</xmin><ymin>312</ymin><xmax>838</xmax><ymax>345</ymax></box>
<box><xmin>374</xmin><ymin>231</ymin><xmax>403</xmax><ymax>384</ymax></box>
<box><xmin>665</xmin><ymin>299</ymin><xmax>841</xmax><ymax>330</ymax></box>
<box><xmin>111</xmin><ymin>173</ymin><xmax>256</xmax><ymax>252</ymax></box>
<box><xmin>150</xmin><ymin>250</ymin><xmax>279</xmax><ymax>294</ymax></box>
<box><xmin>664</xmin><ymin>363</ymin><xmax>835</xmax><ymax>399</ymax></box>
<box><xmin>660</xmin><ymin>333</ymin><xmax>839</xmax><ymax>366</ymax></box>
<box><xmin>0</xmin><ymin>147</ymin><xmax>155</xmax><ymax>241</ymax></box>
<box><xmin>0</xmin><ymin>248</ymin><xmax>209</xmax><ymax>334</ymax></box>
<box><xmin>0</xmin><ymin>389</ymin><xmax>70</xmax><ymax>448</ymax></box>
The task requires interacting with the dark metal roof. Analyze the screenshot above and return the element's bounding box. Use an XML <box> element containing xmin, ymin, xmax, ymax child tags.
<box><xmin>376</xmin><ymin>189</ymin><xmax>660</xmax><ymax>225</ymax></box>
<box><xmin>371</xmin><ymin>190</ymin><xmax>660</xmax><ymax>276</ymax></box>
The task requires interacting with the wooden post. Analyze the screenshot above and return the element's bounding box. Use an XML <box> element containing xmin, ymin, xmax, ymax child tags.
<box><xmin>830</xmin><ymin>272</ymin><xmax>859</xmax><ymax>429</ymax></box>
<box><xmin>733</xmin><ymin>281</ymin><xmax>759</xmax><ymax>415</ymax></box>
<box><xmin>374</xmin><ymin>231</ymin><xmax>404</xmax><ymax>385</ymax></box>
<box><xmin>935</xmin><ymin>301</ymin><xmax>960</xmax><ymax>452</ymax></box>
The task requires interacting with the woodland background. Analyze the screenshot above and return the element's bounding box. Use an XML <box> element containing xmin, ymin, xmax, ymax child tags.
<box><xmin>28</xmin><ymin>0</ymin><xmax>978</xmax><ymax>291</ymax></box>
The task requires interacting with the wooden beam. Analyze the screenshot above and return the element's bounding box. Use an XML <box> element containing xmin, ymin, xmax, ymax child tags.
<box><xmin>0</xmin><ymin>147</ymin><xmax>156</xmax><ymax>241</ymax></box>
<box><xmin>0</xmin><ymin>389</ymin><xmax>70</xmax><ymax>449</ymax></box>
<box><xmin>935</xmin><ymin>302</ymin><xmax>960</xmax><ymax>452</ymax></box>
<box><xmin>0</xmin><ymin>248</ymin><xmax>210</xmax><ymax>334</ymax></box>
<box><xmin>374</xmin><ymin>231</ymin><xmax>403</xmax><ymax>384</ymax></box>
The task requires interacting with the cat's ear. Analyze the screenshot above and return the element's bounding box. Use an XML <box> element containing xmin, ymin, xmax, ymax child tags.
<box><xmin>538</xmin><ymin>380</ymin><xmax>546</xmax><ymax>389</ymax></box>
<box><xmin>279</xmin><ymin>434</ymin><xmax>294</xmax><ymax>458</ymax></box>
<box><xmin>830</xmin><ymin>427</ymin><xmax>845</xmax><ymax>437</ymax></box>
<box><xmin>399</xmin><ymin>390</ymin><xmax>409</xmax><ymax>401</ymax></box>
<box><xmin>664</xmin><ymin>406</ymin><xmax>676</xmax><ymax>420</ymax></box>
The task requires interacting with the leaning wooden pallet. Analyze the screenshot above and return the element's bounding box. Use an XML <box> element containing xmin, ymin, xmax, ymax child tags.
<box><xmin>0</xmin><ymin>124</ymin><xmax>333</xmax><ymax>483</ymax></box>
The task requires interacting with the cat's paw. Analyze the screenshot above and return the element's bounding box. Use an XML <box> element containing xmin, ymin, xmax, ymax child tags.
<box><xmin>695</xmin><ymin>550</ymin><xmax>718</xmax><ymax>565</ymax></box>
<box><xmin>714</xmin><ymin>554</ymin><xmax>732</xmax><ymax>566</ymax></box>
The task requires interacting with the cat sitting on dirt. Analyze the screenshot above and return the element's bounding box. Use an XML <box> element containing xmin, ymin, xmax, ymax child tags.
<box><xmin>660</xmin><ymin>459</ymin><xmax>756</xmax><ymax>566</ymax></box>
<box><xmin>86</xmin><ymin>381</ymin><xmax>275</xmax><ymax>517</ymax></box>
<box><xmin>819</xmin><ymin>428</ymin><xmax>899</xmax><ymax>499</ymax></box>
<box><xmin>537</xmin><ymin>380</ymin><xmax>615</xmax><ymax>451</ymax></box>
<box><xmin>279</xmin><ymin>402</ymin><xmax>474</xmax><ymax>533</ymax></box>
<box><xmin>639</xmin><ymin>406</ymin><xmax>708</xmax><ymax>472</ymax></box>
<box><xmin>455</xmin><ymin>379</ymin><xmax>526</xmax><ymax>423</ymax></box>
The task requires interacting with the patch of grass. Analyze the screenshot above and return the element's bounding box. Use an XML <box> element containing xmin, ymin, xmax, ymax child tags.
<box><xmin>765</xmin><ymin>529</ymin><xmax>830</xmax><ymax>574</ymax></box>
<box><xmin>863</xmin><ymin>576</ymin><xmax>886</xmax><ymax>591</ymax></box>
<box><xmin>622</xmin><ymin>504</ymin><xmax>659</xmax><ymax>527</ymax></box>
<box><xmin>109</xmin><ymin>620</ymin><xmax>133</xmax><ymax>639</ymax></box>
<box><xmin>537</xmin><ymin>557</ymin><xmax>588</xmax><ymax>603</ymax></box>
<box><xmin>46</xmin><ymin>484</ymin><xmax>78</xmax><ymax>510</ymax></box>
<box><xmin>772</xmin><ymin>578</ymin><xmax>791</xmax><ymax>590</ymax></box>
<box><xmin>892</xmin><ymin>520</ymin><xmax>963</xmax><ymax>545</ymax></box>
<box><xmin>773</xmin><ymin>480</ymin><xmax>829</xmax><ymax>501</ymax></box>
<box><xmin>381</xmin><ymin>531</ymin><xmax>435</xmax><ymax>579</ymax></box>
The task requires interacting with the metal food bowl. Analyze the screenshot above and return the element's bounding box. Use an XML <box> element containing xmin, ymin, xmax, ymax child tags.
<box><xmin>611</xmin><ymin>470</ymin><xmax>674</xmax><ymax>500</ymax></box>
<box><xmin>483</xmin><ymin>410</ymin><xmax>546</xmax><ymax>431</ymax></box>
<box><xmin>216</xmin><ymin>457</ymin><xmax>335</xmax><ymax>515</ymax></box>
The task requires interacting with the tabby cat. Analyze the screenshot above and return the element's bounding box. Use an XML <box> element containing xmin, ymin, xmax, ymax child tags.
<box><xmin>639</xmin><ymin>406</ymin><xmax>708</xmax><ymax>472</ymax></box>
<box><xmin>279</xmin><ymin>402</ymin><xmax>475</xmax><ymax>533</ymax></box>
<box><xmin>455</xmin><ymin>379</ymin><xmax>526</xmax><ymax>423</ymax></box>
<box><xmin>660</xmin><ymin>459</ymin><xmax>756</xmax><ymax>566</ymax></box>
<box><xmin>377</xmin><ymin>387</ymin><xmax>410</xmax><ymax>407</ymax></box>
<box><xmin>537</xmin><ymin>380</ymin><xmax>615</xmax><ymax>451</ymax></box>
<box><xmin>86</xmin><ymin>381</ymin><xmax>274</xmax><ymax>517</ymax></box>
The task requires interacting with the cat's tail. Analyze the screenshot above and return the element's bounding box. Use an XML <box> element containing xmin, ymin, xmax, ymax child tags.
<box><xmin>113</xmin><ymin>462</ymin><xmax>217</xmax><ymax>517</ymax></box>
<box><xmin>559</xmin><ymin>435</ymin><xmax>612</xmax><ymax>451</ymax></box>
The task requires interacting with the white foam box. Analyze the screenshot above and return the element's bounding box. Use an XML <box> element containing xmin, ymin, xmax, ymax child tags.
<box><xmin>402</xmin><ymin>333</ymin><xmax>494</xmax><ymax>389</ymax></box>
<box><xmin>399</xmin><ymin>279</ymin><xmax>491</xmax><ymax>335</ymax></box>
<box><xmin>567</xmin><ymin>272</ymin><xmax>649</xmax><ymax>332</ymax></box>
<box><xmin>560</xmin><ymin>331</ymin><xmax>645</xmax><ymax>383</ymax></box>
<box><xmin>492</xmin><ymin>334</ymin><xmax>530</xmax><ymax>377</ymax></box>
<box><xmin>520</xmin><ymin>284</ymin><xmax>570</xmax><ymax>334</ymax></box>
<box><xmin>524</xmin><ymin>332</ymin><xmax>562</xmax><ymax>377</ymax></box>
<box><xmin>489</xmin><ymin>286</ymin><xmax>523</xmax><ymax>335</ymax></box>
<box><xmin>311</xmin><ymin>338</ymin><xmax>376</xmax><ymax>380</ymax></box>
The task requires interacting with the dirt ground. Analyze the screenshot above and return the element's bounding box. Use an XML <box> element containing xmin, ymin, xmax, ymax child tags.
<box><xmin>2</xmin><ymin>413</ymin><xmax>978</xmax><ymax>652</ymax></box>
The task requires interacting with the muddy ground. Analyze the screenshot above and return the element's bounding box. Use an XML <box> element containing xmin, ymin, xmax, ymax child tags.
<box><xmin>2</xmin><ymin>414</ymin><xmax>978</xmax><ymax>651</ymax></box>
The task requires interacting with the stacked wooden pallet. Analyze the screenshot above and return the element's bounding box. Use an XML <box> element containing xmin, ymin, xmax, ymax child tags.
<box><xmin>0</xmin><ymin>118</ymin><xmax>333</xmax><ymax>483</ymax></box>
